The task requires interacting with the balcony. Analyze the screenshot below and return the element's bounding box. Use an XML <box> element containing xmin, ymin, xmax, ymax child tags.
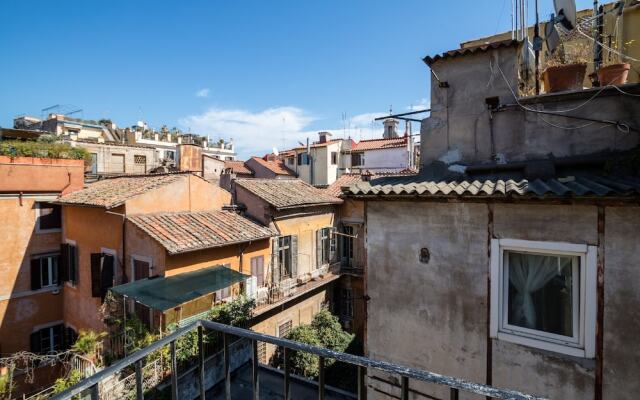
<box><xmin>51</xmin><ymin>320</ymin><xmax>547</xmax><ymax>400</ymax></box>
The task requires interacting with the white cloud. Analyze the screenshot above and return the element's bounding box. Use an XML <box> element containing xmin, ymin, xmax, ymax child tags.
<box><xmin>407</xmin><ymin>97</ymin><xmax>430</xmax><ymax>111</ymax></box>
<box><xmin>195</xmin><ymin>88</ymin><xmax>210</xmax><ymax>98</ymax></box>
<box><xmin>178</xmin><ymin>106</ymin><xmax>316</xmax><ymax>159</ymax></box>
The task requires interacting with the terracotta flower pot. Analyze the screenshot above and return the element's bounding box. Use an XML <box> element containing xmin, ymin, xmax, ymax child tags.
<box><xmin>542</xmin><ymin>63</ymin><xmax>587</xmax><ymax>93</ymax></box>
<box><xmin>598</xmin><ymin>63</ymin><xmax>631</xmax><ymax>86</ymax></box>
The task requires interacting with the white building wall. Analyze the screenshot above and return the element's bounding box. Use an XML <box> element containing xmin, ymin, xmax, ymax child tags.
<box><xmin>357</xmin><ymin>147</ymin><xmax>409</xmax><ymax>173</ymax></box>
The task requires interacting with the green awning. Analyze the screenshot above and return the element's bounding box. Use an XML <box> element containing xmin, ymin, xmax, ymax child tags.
<box><xmin>110</xmin><ymin>265</ymin><xmax>249</xmax><ymax>311</ymax></box>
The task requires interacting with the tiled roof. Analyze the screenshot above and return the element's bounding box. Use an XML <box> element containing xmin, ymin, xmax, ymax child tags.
<box><xmin>326</xmin><ymin>174</ymin><xmax>367</xmax><ymax>197</ymax></box>
<box><xmin>128</xmin><ymin>210</ymin><xmax>275</xmax><ymax>254</ymax></box>
<box><xmin>423</xmin><ymin>39</ymin><xmax>518</xmax><ymax>66</ymax></box>
<box><xmin>249</xmin><ymin>157</ymin><xmax>295</xmax><ymax>176</ymax></box>
<box><xmin>292</xmin><ymin>139</ymin><xmax>342</xmax><ymax>150</ymax></box>
<box><xmin>235</xmin><ymin>178</ymin><xmax>343</xmax><ymax>209</ymax></box>
<box><xmin>224</xmin><ymin>160</ymin><xmax>252</xmax><ymax>175</ymax></box>
<box><xmin>352</xmin><ymin>137</ymin><xmax>408</xmax><ymax>151</ymax></box>
<box><xmin>344</xmin><ymin>174</ymin><xmax>640</xmax><ymax>199</ymax></box>
<box><xmin>57</xmin><ymin>174</ymin><xmax>186</xmax><ymax>208</ymax></box>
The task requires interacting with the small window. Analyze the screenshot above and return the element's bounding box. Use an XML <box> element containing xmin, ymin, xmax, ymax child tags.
<box><xmin>251</xmin><ymin>256</ymin><xmax>265</xmax><ymax>287</ymax></box>
<box><xmin>278</xmin><ymin>320</ymin><xmax>293</xmax><ymax>338</ymax></box>
<box><xmin>341</xmin><ymin>225</ymin><xmax>355</xmax><ymax>267</ymax></box>
<box><xmin>340</xmin><ymin>288</ymin><xmax>353</xmax><ymax>318</ymax></box>
<box><xmin>278</xmin><ymin>236</ymin><xmax>292</xmax><ymax>278</ymax></box>
<box><xmin>31</xmin><ymin>324</ymin><xmax>64</xmax><ymax>354</ymax></box>
<box><xmin>287</xmin><ymin>157</ymin><xmax>295</xmax><ymax>166</ymax></box>
<box><xmin>297</xmin><ymin>153</ymin><xmax>310</xmax><ymax>165</ymax></box>
<box><xmin>318</xmin><ymin>228</ymin><xmax>331</xmax><ymax>267</ymax></box>
<box><xmin>31</xmin><ymin>254</ymin><xmax>60</xmax><ymax>289</ymax></box>
<box><xmin>132</xmin><ymin>258</ymin><xmax>151</xmax><ymax>281</ymax></box>
<box><xmin>331</xmin><ymin>151</ymin><xmax>338</xmax><ymax>165</ymax></box>
<box><xmin>36</xmin><ymin>202</ymin><xmax>61</xmax><ymax>233</ymax></box>
<box><xmin>490</xmin><ymin>239</ymin><xmax>597</xmax><ymax>358</ymax></box>
<box><xmin>351</xmin><ymin>152</ymin><xmax>364</xmax><ymax>167</ymax></box>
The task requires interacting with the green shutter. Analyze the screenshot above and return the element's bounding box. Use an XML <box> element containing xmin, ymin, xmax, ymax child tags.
<box><xmin>272</xmin><ymin>238</ymin><xmax>280</xmax><ymax>284</ymax></box>
<box><xmin>316</xmin><ymin>229</ymin><xmax>322</xmax><ymax>268</ymax></box>
<box><xmin>59</xmin><ymin>244</ymin><xmax>70</xmax><ymax>282</ymax></box>
<box><xmin>290</xmin><ymin>235</ymin><xmax>298</xmax><ymax>278</ymax></box>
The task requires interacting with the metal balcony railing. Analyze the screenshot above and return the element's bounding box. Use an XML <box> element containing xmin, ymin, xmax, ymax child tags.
<box><xmin>51</xmin><ymin>320</ymin><xmax>548</xmax><ymax>400</ymax></box>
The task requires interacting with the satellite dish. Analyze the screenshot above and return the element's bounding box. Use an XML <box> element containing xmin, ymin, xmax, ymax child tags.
<box><xmin>272</xmin><ymin>147</ymin><xmax>279</xmax><ymax>156</ymax></box>
<box><xmin>553</xmin><ymin>0</ymin><xmax>577</xmax><ymax>30</ymax></box>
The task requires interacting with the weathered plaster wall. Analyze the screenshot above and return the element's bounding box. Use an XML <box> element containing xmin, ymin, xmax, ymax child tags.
<box><xmin>245</xmin><ymin>158</ymin><xmax>277</xmax><ymax>179</ymax></box>
<box><xmin>76</xmin><ymin>142</ymin><xmax>157</xmax><ymax>175</ymax></box>
<box><xmin>0</xmin><ymin>156</ymin><xmax>84</xmax><ymax>194</ymax></box>
<box><xmin>420</xmin><ymin>46</ymin><xmax>639</xmax><ymax>168</ymax></box>
<box><xmin>124</xmin><ymin>221</ymin><xmax>167</xmax><ymax>280</ymax></box>
<box><xmin>252</xmin><ymin>288</ymin><xmax>330</xmax><ymax>363</ymax></box>
<box><xmin>62</xmin><ymin>205</ymin><xmax>124</xmax><ymax>332</ymax></box>
<box><xmin>366</xmin><ymin>200</ymin><xmax>639</xmax><ymax>399</ymax></box>
<box><xmin>602</xmin><ymin>206</ymin><xmax>640</xmax><ymax>399</ymax></box>
<box><xmin>234</xmin><ymin>185</ymin><xmax>271</xmax><ymax>226</ymax></box>
<box><xmin>274</xmin><ymin>212</ymin><xmax>335</xmax><ymax>276</ymax></box>
<box><xmin>359</xmin><ymin>147</ymin><xmax>409</xmax><ymax>172</ymax></box>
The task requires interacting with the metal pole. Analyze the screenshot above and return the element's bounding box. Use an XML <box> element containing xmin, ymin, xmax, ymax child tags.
<box><xmin>450</xmin><ymin>387</ymin><xmax>460</xmax><ymax>400</ymax></box>
<box><xmin>283</xmin><ymin>347</ymin><xmax>291</xmax><ymax>400</ymax></box>
<box><xmin>198</xmin><ymin>326</ymin><xmax>205</xmax><ymax>400</ymax></box>
<box><xmin>224</xmin><ymin>333</ymin><xmax>231</xmax><ymax>400</ymax></box>
<box><xmin>534</xmin><ymin>0</ymin><xmax>541</xmax><ymax>95</ymax></box>
<box><xmin>318</xmin><ymin>356</ymin><xmax>325</xmax><ymax>400</ymax></box>
<box><xmin>170</xmin><ymin>341</ymin><xmax>178</xmax><ymax>400</ymax></box>
<box><xmin>135</xmin><ymin>360</ymin><xmax>143</xmax><ymax>400</ymax></box>
<box><xmin>90</xmin><ymin>384</ymin><xmax>99</xmax><ymax>400</ymax></box>
<box><xmin>401</xmin><ymin>376</ymin><xmax>409</xmax><ymax>400</ymax></box>
<box><xmin>252</xmin><ymin>340</ymin><xmax>260</xmax><ymax>400</ymax></box>
<box><xmin>357</xmin><ymin>366</ymin><xmax>366</xmax><ymax>400</ymax></box>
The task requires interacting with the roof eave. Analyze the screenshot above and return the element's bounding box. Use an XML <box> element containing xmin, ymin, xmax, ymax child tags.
<box><xmin>165</xmin><ymin>233</ymin><xmax>275</xmax><ymax>256</ymax></box>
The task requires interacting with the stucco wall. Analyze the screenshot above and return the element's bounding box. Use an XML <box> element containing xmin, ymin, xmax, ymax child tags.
<box><xmin>274</xmin><ymin>212</ymin><xmax>336</xmax><ymax>277</ymax></box>
<box><xmin>62</xmin><ymin>206</ymin><xmax>124</xmax><ymax>333</ymax></box>
<box><xmin>420</xmin><ymin>45</ymin><xmax>639</xmax><ymax>168</ymax></box>
<box><xmin>0</xmin><ymin>156</ymin><xmax>84</xmax><ymax>194</ymax></box>
<box><xmin>76</xmin><ymin>142</ymin><xmax>157</xmax><ymax>174</ymax></box>
<box><xmin>365</xmin><ymin>200</ymin><xmax>639</xmax><ymax>399</ymax></box>
<box><xmin>359</xmin><ymin>147</ymin><xmax>409</xmax><ymax>172</ymax></box>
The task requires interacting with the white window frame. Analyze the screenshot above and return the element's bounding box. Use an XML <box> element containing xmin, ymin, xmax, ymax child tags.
<box><xmin>32</xmin><ymin>320</ymin><xmax>64</xmax><ymax>353</ymax></box>
<box><xmin>490</xmin><ymin>238</ymin><xmax>596</xmax><ymax>358</ymax></box>
<box><xmin>36</xmin><ymin>253</ymin><xmax>60</xmax><ymax>288</ymax></box>
<box><xmin>35</xmin><ymin>201</ymin><xmax>62</xmax><ymax>234</ymax></box>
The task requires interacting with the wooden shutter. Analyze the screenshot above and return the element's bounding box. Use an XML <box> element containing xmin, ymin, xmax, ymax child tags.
<box><xmin>257</xmin><ymin>256</ymin><xmax>264</xmax><ymax>287</ymax></box>
<box><xmin>90</xmin><ymin>253</ymin><xmax>102</xmax><ymax>298</ymax></box>
<box><xmin>59</xmin><ymin>244</ymin><xmax>70</xmax><ymax>282</ymax></box>
<box><xmin>70</xmin><ymin>245</ymin><xmax>78</xmax><ymax>284</ymax></box>
<box><xmin>316</xmin><ymin>230</ymin><xmax>322</xmax><ymax>268</ymax></box>
<box><xmin>271</xmin><ymin>238</ymin><xmax>280</xmax><ymax>284</ymax></box>
<box><xmin>31</xmin><ymin>258</ymin><xmax>42</xmax><ymax>290</ymax></box>
<box><xmin>290</xmin><ymin>235</ymin><xmax>298</xmax><ymax>278</ymax></box>
<box><xmin>30</xmin><ymin>331</ymin><xmax>41</xmax><ymax>353</ymax></box>
<box><xmin>101</xmin><ymin>255</ymin><xmax>115</xmax><ymax>299</ymax></box>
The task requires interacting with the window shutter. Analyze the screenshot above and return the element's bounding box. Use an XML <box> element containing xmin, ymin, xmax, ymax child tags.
<box><xmin>316</xmin><ymin>230</ymin><xmax>322</xmax><ymax>268</ymax></box>
<box><xmin>90</xmin><ymin>253</ymin><xmax>102</xmax><ymax>298</ymax></box>
<box><xmin>330</xmin><ymin>227</ymin><xmax>337</xmax><ymax>263</ymax></box>
<box><xmin>257</xmin><ymin>257</ymin><xmax>264</xmax><ymax>287</ymax></box>
<box><xmin>290</xmin><ymin>235</ymin><xmax>298</xmax><ymax>278</ymax></box>
<box><xmin>31</xmin><ymin>259</ymin><xmax>42</xmax><ymax>290</ymax></box>
<box><xmin>59</xmin><ymin>244</ymin><xmax>70</xmax><ymax>282</ymax></box>
<box><xmin>70</xmin><ymin>245</ymin><xmax>78</xmax><ymax>284</ymax></box>
<box><xmin>101</xmin><ymin>255</ymin><xmax>115</xmax><ymax>300</ymax></box>
<box><xmin>30</xmin><ymin>331</ymin><xmax>41</xmax><ymax>353</ymax></box>
<box><xmin>271</xmin><ymin>238</ymin><xmax>280</xmax><ymax>284</ymax></box>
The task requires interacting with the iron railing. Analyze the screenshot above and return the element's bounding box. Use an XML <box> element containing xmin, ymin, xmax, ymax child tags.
<box><xmin>51</xmin><ymin>320</ymin><xmax>548</xmax><ymax>400</ymax></box>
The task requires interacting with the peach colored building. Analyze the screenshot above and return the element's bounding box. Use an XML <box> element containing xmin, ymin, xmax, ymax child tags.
<box><xmin>0</xmin><ymin>156</ymin><xmax>85</xmax><ymax>395</ymax></box>
<box><xmin>56</xmin><ymin>173</ymin><xmax>232</xmax><ymax>333</ymax></box>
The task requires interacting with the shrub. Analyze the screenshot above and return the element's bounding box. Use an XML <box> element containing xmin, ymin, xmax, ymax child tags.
<box><xmin>53</xmin><ymin>369</ymin><xmax>83</xmax><ymax>394</ymax></box>
<box><xmin>0</xmin><ymin>140</ymin><xmax>91</xmax><ymax>163</ymax></box>
<box><xmin>71</xmin><ymin>331</ymin><xmax>107</xmax><ymax>357</ymax></box>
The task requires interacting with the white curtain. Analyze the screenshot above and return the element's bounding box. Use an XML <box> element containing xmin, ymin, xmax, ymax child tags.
<box><xmin>508</xmin><ymin>253</ymin><xmax>561</xmax><ymax>329</ymax></box>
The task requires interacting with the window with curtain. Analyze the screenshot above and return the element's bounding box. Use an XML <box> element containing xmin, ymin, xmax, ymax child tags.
<box><xmin>504</xmin><ymin>250</ymin><xmax>578</xmax><ymax>339</ymax></box>
<box><xmin>490</xmin><ymin>238</ymin><xmax>597</xmax><ymax>358</ymax></box>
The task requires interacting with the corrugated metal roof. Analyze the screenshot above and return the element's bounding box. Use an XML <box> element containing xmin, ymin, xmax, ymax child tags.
<box><xmin>344</xmin><ymin>174</ymin><xmax>640</xmax><ymax>199</ymax></box>
<box><xmin>423</xmin><ymin>39</ymin><xmax>519</xmax><ymax>66</ymax></box>
<box><xmin>128</xmin><ymin>210</ymin><xmax>275</xmax><ymax>254</ymax></box>
<box><xmin>235</xmin><ymin>178</ymin><xmax>343</xmax><ymax>209</ymax></box>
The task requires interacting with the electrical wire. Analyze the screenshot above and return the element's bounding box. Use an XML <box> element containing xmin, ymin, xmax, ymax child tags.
<box><xmin>575</xmin><ymin>24</ymin><xmax>640</xmax><ymax>62</ymax></box>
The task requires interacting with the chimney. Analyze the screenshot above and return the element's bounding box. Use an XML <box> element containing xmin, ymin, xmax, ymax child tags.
<box><xmin>318</xmin><ymin>131</ymin><xmax>332</xmax><ymax>144</ymax></box>
<box><xmin>383</xmin><ymin>118</ymin><xmax>399</xmax><ymax>139</ymax></box>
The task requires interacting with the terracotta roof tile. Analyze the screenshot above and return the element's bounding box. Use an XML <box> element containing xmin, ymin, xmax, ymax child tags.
<box><xmin>128</xmin><ymin>210</ymin><xmax>275</xmax><ymax>254</ymax></box>
<box><xmin>423</xmin><ymin>39</ymin><xmax>519</xmax><ymax>66</ymax></box>
<box><xmin>235</xmin><ymin>178</ymin><xmax>343</xmax><ymax>209</ymax></box>
<box><xmin>224</xmin><ymin>160</ymin><xmax>253</xmax><ymax>175</ymax></box>
<box><xmin>352</xmin><ymin>137</ymin><xmax>408</xmax><ymax>151</ymax></box>
<box><xmin>57</xmin><ymin>174</ymin><xmax>186</xmax><ymax>209</ymax></box>
<box><xmin>249</xmin><ymin>157</ymin><xmax>295</xmax><ymax>176</ymax></box>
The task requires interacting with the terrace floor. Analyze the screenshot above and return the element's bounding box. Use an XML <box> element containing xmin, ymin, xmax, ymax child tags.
<box><xmin>206</xmin><ymin>363</ymin><xmax>356</xmax><ymax>400</ymax></box>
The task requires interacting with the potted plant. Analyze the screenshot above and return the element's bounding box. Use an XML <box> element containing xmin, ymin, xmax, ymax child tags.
<box><xmin>598</xmin><ymin>39</ymin><xmax>634</xmax><ymax>86</ymax></box>
<box><xmin>542</xmin><ymin>40</ymin><xmax>591</xmax><ymax>93</ymax></box>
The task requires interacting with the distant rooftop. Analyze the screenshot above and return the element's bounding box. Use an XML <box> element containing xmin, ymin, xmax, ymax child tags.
<box><xmin>128</xmin><ymin>210</ymin><xmax>275</xmax><ymax>254</ymax></box>
<box><xmin>56</xmin><ymin>173</ymin><xmax>187</xmax><ymax>208</ymax></box>
<box><xmin>248</xmin><ymin>156</ymin><xmax>295</xmax><ymax>176</ymax></box>
<box><xmin>235</xmin><ymin>178</ymin><xmax>343</xmax><ymax>209</ymax></box>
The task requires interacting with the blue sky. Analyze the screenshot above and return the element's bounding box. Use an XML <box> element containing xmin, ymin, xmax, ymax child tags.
<box><xmin>0</xmin><ymin>0</ymin><xmax>593</xmax><ymax>159</ymax></box>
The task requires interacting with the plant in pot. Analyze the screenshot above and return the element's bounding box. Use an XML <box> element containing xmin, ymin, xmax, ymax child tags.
<box><xmin>542</xmin><ymin>40</ymin><xmax>591</xmax><ymax>93</ymax></box>
<box><xmin>598</xmin><ymin>39</ymin><xmax>634</xmax><ymax>86</ymax></box>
